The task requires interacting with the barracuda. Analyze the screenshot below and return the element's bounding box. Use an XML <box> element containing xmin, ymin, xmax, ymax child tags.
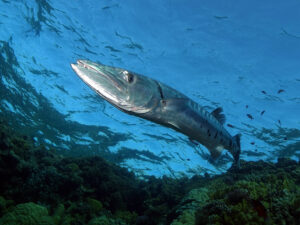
<box><xmin>71</xmin><ymin>60</ymin><xmax>241</xmax><ymax>166</ymax></box>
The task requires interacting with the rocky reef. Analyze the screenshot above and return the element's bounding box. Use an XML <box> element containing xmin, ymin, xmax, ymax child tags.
<box><xmin>0</xmin><ymin>120</ymin><xmax>299</xmax><ymax>225</ymax></box>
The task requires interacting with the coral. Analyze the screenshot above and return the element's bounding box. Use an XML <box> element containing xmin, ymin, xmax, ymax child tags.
<box><xmin>0</xmin><ymin>196</ymin><xmax>6</xmax><ymax>213</ymax></box>
<box><xmin>195</xmin><ymin>200</ymin><xmax>231</xmax><ymax>225</ymax></box>
<box><xmin>185</xmin><ymin>188</ymin><xmax>210</xmax><ymax>206</ymax></box>
<box><xmin>86</xmin><ymin>198</ymin><xmax>103</xmax><ymax>216</ymax></box>
<box><xmin>114</xmin><ymin>210</ymin><xmax>138</xmax><ymax>224</ymax></box>
<box><xmin>0</xmin><ymin>196</ymin><xmax>14</xmax><ymax>216</ymax></box>
<box><xmin>51</xmin><ymin>203</ymin><xmax>75</xmax><ymax>225</ymax></box>
<box><xmin>170</xmin><ymin>188</ymin><xmax>209</xmax><ymax>225</ymax></box>
<box><xmin>65</xmin><ymin>163</ymin><xmax>80</xmax><ymax>173</ymax></box>
<box><xmin>88</xmin><ymin>216</ymin><xmax>110</xmax><ymax>225</ymax></box>
<box><xmin>226</xmin><ymin>188</ymin><xmax>249</xmax><ymax>204</ymax></box>
<box><xmin>291</xmin><ymin>194</ymin><xmax>300</xmax><ymax>225</ymax></box>
<box><xmin>1</xmin><ymin>121</ymin><xmax>300</xmax><ymax>225</ymax></box>
<box><xmin>171</xmin><ymin>210</ymin><xmax>195</xmax><ymax>225</ymax></box>
<box><xmin>234</xmin><ymin>180</ymin><xmax>268</xmax><ymax>200</ymax></box>
<box><xmin>87</xmin><ymin>215</ymin><xmax>126</xmax><ymax>225</ymax></box>
<box><xmin>177</xmin><ymin>159</ymin><xmax>300</xmax><ymax>225</ymax></box>
<box><xmin>0</xmin><ymin>202</ymin><xmax>54</xmax><ymax>225</ymax></box>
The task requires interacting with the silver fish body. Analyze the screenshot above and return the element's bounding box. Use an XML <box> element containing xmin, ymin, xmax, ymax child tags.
<box><xmin>71</xmin><ymin>60</ymin><xmax>241</xmax><ymax>166</ymax></box>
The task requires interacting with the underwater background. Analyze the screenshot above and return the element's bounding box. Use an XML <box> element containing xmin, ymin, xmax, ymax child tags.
<box><xmin>0</xmin><ymin>0</ymin><xmax>300</xmax><ymax>224</ymax></box>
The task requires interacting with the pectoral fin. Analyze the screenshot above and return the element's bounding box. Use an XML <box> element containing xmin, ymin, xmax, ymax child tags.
<box><xmin>167</xmin><ymin>121</ymin><xmax>180</xmax><ymax>130</ymax></box>
<box><xmin>160</xmin><ymin>98</ymin><xmax>189</xmax><ymax>108</ymax></box>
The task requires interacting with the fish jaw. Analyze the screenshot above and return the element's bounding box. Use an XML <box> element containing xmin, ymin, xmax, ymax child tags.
<box><xmin>71</xmin><ymin>60</ymin><xmax>159</xmax><ymax>113</ymax></box>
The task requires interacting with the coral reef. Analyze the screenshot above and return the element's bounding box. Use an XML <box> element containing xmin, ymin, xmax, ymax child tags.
<box><xmin>0</xmin><ymin>120</ymin><xmax>299</xmax><ymax>224</ymax></box>
<box><xmin>0</xmin><ymin>202</ymin><xmax>53</xmax><ymax>225</ymax></box>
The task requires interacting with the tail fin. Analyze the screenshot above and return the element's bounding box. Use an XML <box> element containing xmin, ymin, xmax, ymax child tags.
<box><xmin>232</xmin><ymin>134</ymin><xmax>241</xmax><ymax>168</ymax></box>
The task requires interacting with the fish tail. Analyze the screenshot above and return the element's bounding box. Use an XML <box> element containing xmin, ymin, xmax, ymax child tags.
<box><xmin>232</xmin><ymin>134</ymin><xmax>241</xmax><ymax>168</ymax></box>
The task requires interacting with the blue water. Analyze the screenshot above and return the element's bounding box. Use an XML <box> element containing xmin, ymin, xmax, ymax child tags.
<box><xmin>0</xmin><ymin>0</ymin><xmax>299</xmax><ymax>177</ymax></box>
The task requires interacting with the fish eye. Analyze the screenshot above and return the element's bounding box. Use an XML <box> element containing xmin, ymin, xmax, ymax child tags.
<box><xmin>127</xmin><ymin>73</ymin><xmax>134</xmax><ymax>83</ymax></box>
<box><xmin>123</xmin><ymin>71</ymin><xmax>134</xmax><ymax>83</ymax></box>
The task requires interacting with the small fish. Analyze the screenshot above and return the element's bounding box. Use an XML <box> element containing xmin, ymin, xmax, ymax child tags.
<box><xmin>261</xmin><ymin>91</ymin><xmax>267</xmax><ymax>94</ymax></box>
<box><xmin>284</xmin><ymin>137</ymin><xmax>287</xmax><ymax>140</ymax></box>
<box><xmin>247</xmin><ymin>114</ymin><xmax>254</xmax><ymax>120</ymax></box>
<box><xmin>260</xmin><ymin>110</ymin><xmax>265</xmax><ymax>115</ymax></box>
<box><xmin>278</xmin><ymin>120</ymin><xmax>281</xmax><ymax>125</ymax></box>
<box><xmin>227</xmin><ymin>124</ymin><xmax>235</xmax><ymax>128</ymax></box>
<box><xmin>250</xmin><ymin>142</ymin><xmax>255</xmax><ymax>145</ymax></box>
<box><xmin>278</xmin><ymin>89</ymin><xmax>285</xmax><ymax>94</ymax></box>
<box><xmin>245</xmin><ymin>105</ymin><xmax>249</xmax><ymax>109</ymax></box>
<box><xmin>214</xmin><ymin>16</ymin><xmax>228</xmax><ymax>20</ymax></box>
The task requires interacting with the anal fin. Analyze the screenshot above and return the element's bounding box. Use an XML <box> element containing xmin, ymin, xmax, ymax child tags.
<box><xmin>209</xmin><ymin>145</ymin><xmax>224</xmax><ymax>159</ymax></box>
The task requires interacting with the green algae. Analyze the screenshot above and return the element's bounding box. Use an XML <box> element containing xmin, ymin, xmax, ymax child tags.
<box><xmin>0</xmin><ymin>202</ymin><xmax>54</xmax><ymax>225</ymax></box>
<box><xmin>87</xmin><ymin>215</ymin><xmax>125</xmax><ymax>225</ymax></box>
<box><xmin>86</xmin><ymin>198</ymin><xmax>103</xmax><ymax>215</ymax></box>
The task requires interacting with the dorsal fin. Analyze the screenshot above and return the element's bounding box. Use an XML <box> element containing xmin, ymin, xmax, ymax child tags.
<box><xmin>211</xmin><ymin>107</ymin><xmax>226</xmax><ymax>124</ymax></box>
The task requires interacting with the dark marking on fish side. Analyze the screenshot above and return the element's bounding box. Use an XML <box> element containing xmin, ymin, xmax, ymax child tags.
<box><xmin>214</xmin><ymin>132</ymin><xmax>218</xmax><ymax>139</ymax></box>
<box><xmin>207</xmin><ymin>129</ymin><xmax>211</xmax><ymax>137</ymax></box>
<box><xmin>261</xmin><ymin>110</ymin><xmax>265</xmax><ymax>116</ymax></box>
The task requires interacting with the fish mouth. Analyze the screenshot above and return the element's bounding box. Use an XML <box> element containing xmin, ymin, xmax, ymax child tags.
<box><xmin>71</xmin><ymin>60</ymin><xmax>123</xmax><ymax>92</ymax></box>
<box><xmin>71</xmin><ymin>59</ymin><xmax>128</xmax><ymax>106</ymax></box>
